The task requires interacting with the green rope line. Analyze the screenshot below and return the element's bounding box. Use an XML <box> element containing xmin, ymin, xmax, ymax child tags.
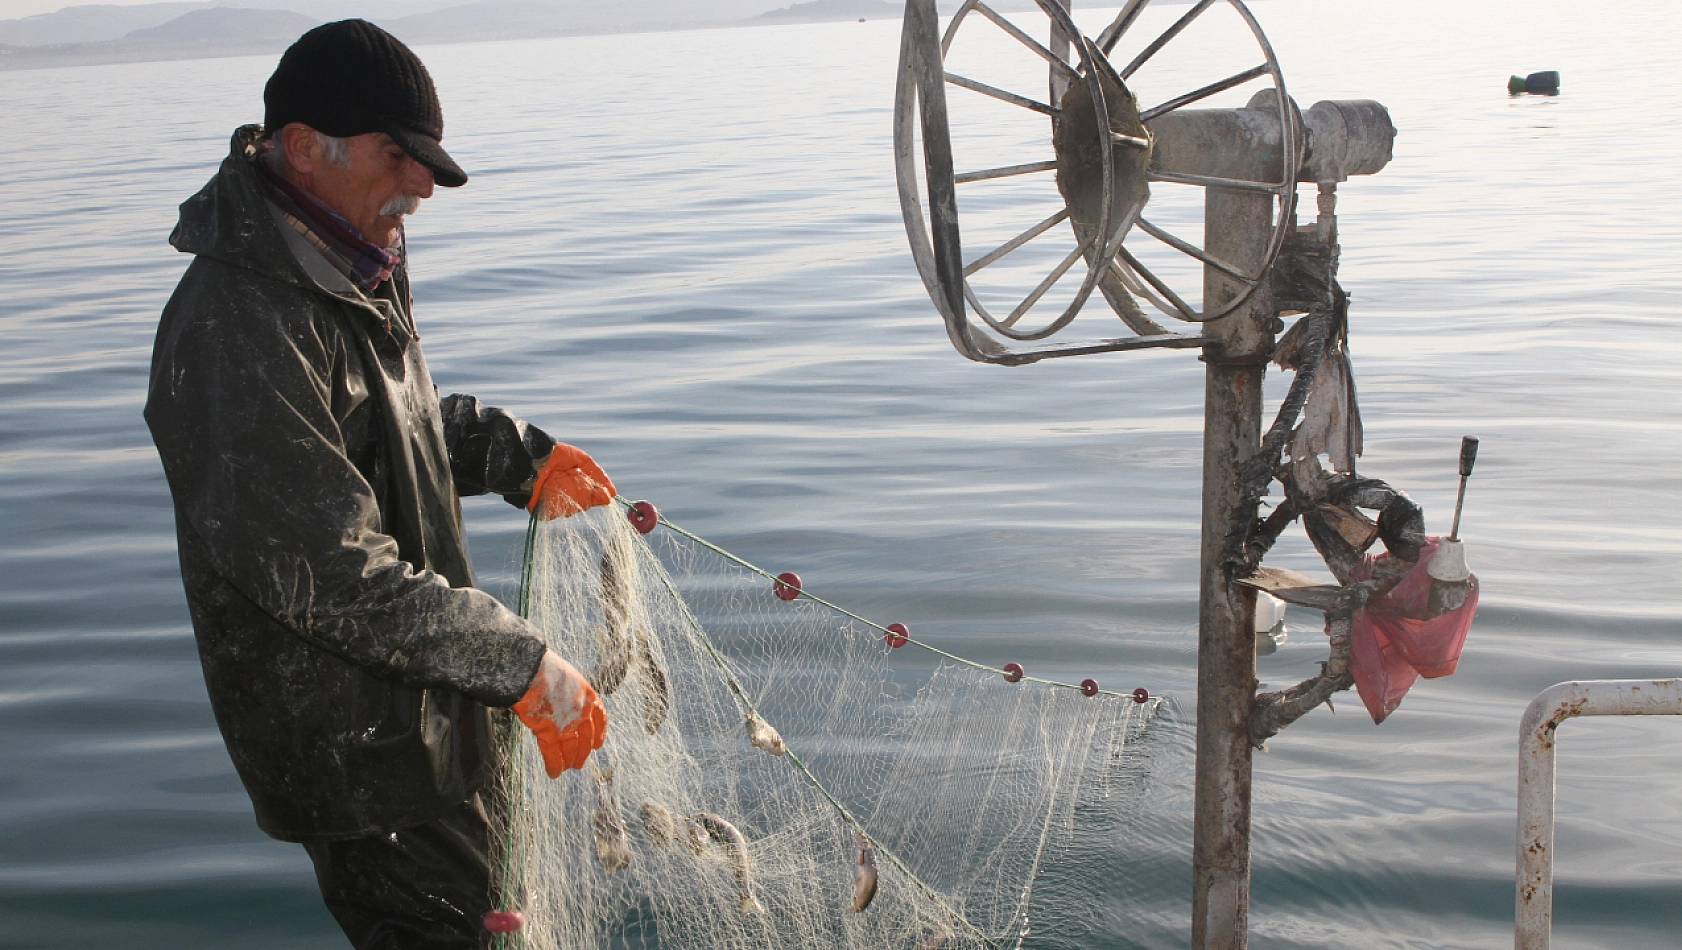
<box><xmin>624</xmin><ymin>523</ymin><xmax>1004</xmax><ymax>950</ymax></box>
<box><xmin>491</xmin><ymin>514</ymin><xmax>544</xmax><ymax>950</ymax></box>
<box><xmin>616</xmin><ymin>497</ymin><xmax>1153</xmax><ymax>703</ymax></box>
<box><xmin>518</xmin><ymin>510</ymin><xmax>538</xmax><ymax>618</ymax></box>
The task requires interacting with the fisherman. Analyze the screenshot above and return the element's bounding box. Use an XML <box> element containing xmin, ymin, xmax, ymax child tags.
<box><xmin>144</xmin><ymin>19</ymin><xmax>608</xmax><ymax>947</ymax></box>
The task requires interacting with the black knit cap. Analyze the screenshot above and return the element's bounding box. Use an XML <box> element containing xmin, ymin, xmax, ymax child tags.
<box><xmin>264</xmin><ymin>19</ymin><xmax>467</xmax><ymax>187</ymax></box>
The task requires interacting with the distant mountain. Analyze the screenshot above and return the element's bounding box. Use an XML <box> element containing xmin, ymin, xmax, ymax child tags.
<box><xmin>379</xmin><ymin>0</ymin><xmax>778</xmax><ymax>46</ymax></box>
<box><xmin>757</xmin><ymin>0</ymin><xmax>901</xmax><ymax>21</ymax></box>
<box><xmin>0</xmin><ymin>2</ymin><xmax>214</xmax><ymax>45</ymax></box>
<box><xmin>0</xmin><ymin>6</ymin><xmax>316</xmax><ymax>69</ymax></box>
<box><xmin>0</xmin><ymin>1</ymin><xmax>783</xmax><ymax>67</ymax></box>
<box><xmin>123</xmin><ymin>6</ymin><xmax>315</xmax><ymax>43</ymax></box>
<box><xmin>267</xmin><ymin>0</ymin><xmax>473</xmax><ymax>20</ymax></box>
<box><xmin>752</xmin><ymin>0</ymin><xmax>1044</xmax><ymax>21</ymax></box>
<box><xmin>382</xmin><ymin>0</ymin><xmax>655</xmax><ymax>44</ymax></box>
<box><xmin>0</xmin><ymin>0</ymin><xmax>464</xmax><ymax>47</ymax></box>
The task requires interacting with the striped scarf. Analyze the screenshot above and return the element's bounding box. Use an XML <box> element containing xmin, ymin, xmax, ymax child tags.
<box><xmin>254</xmin><ymin>152</ymin><xmax>402</xmax><ymax>293</ymax></box>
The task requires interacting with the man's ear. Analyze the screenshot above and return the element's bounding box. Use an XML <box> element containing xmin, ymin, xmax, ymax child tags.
<box><xmin>277</xmin><ymin>123</ymin><xmax>319</xmax><ymax>179</ymax></box>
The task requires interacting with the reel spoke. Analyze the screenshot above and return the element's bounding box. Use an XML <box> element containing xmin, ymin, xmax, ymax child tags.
<box><xmin>939</xmin><ymin>0</ymin><xmax>980</xmax><ymax>54</ymax></box>
<box><xmin>1097</xmin><ymin>0</ymin><xmax>1153</xmax><ymax>56</ymax></box>
<box><xmin>963</xmin><ymin>281</ymin><xmax>1001</xmax><ymax>329</ymax></box>
<box><xmin>1139</xmin><ymin>63</ymin><xmax>1271</xmax><ymax>121</ymax></box>
<box><xmin>1108</xmin><ymin>257</ymin><xmax>1177</xmax><ymax>319</ymax></box>
<box><xmin>944</xmin><ymin>72</ymin><xmax>1058</xmax><ymax>116</ymax></box>
<box><xmin>969</xmin><ymin>1</ymin><xmax>1079</xmax><ymax>78</ymax></box>
<box><xmin>965</xmin><ymin>278</ymin><xmax>1072</xmax><ymax>341</ymax></box>
<box><xmin>1135</xmin><ymin>217</ymin><xmax>1254</xmax><ymax>282</ymax></box>
<box><xmin>1045</xmin><ymin>0</ymin><xmax>1071</xmax><ymax>104</ymax></box>
<box><xmin>1043</xmin><ymin>0</ymin><xmax>1077</xmax><ymax>56</ymax></box>
<box><xmin>1005</xmin><ymin>231</ymin><xmax>1097</xmax><ymax>327</ymax></box>
<box><xmin>954</xmin><ymin>159</ymin><xmax>1059</xmax><ymax>185</ymax></box>
<box><xmin>1121</xmin><ymin>0</ymin><xmax>1218</xmax><ymax>80</ymax></box>
<box><xmin>1148</xmin><ymin>169</ymin><xmax>1286</xmax><ymax>194</ymax></box>
<box><xmin>1116</xmin><ymin>245</ymin><xmax>1204</xmax><ymax>320</ymax></box>
<box><xmin>964</xmin><ymin>208</ymin><xmax>1071</xmax><ymax>276</ymax></box>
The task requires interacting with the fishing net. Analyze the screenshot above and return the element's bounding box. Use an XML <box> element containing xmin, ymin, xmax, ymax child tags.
<box><xmin>491</xmin><ymin>502</ymin><xmax>1162</xmax><ymax>950</ymax></box>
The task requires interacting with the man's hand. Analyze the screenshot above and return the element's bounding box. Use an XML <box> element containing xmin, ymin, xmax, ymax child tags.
<box><xmin>511</xmin><ymin>650</ymin><xmax>607</xmax><ymax>777</ymax></box>
<box><xmin>527</xmin><ymin>443</ymin><xmax>615</xmax><ymax>520</ymax></box>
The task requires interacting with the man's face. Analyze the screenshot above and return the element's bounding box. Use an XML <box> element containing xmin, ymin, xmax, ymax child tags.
<box><xmin>289</xmin><ymin>128</ymin><xmax>436</xmax><ymax>249</ymax></box>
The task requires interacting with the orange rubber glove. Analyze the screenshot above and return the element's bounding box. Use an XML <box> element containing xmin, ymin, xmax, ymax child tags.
<box><xmin>511</xmin><ymin>650</ymin><xmax>607</xmax><ymax>777</ymax></box>
<box><xmin>527</xmin><ymin>443</ymin><xmax>616</xmax><ymax>521</ymax></box>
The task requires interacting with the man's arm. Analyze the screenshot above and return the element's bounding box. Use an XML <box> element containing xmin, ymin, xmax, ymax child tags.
<box><xmin>438</xmin><ymin>392</ymin><xmax>556</xmax><ymax>510</ymax></box>
<box><xmin>146</xmin><ymin>267</ymin><xmax>544</xmax><ymax>706</ymax></box>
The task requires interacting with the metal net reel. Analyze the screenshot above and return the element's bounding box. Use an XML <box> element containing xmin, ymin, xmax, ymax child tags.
<box><xmin>896</xmin><ymin>0</ymin><xmax>1300</xmax><ymax>364</ymax></box>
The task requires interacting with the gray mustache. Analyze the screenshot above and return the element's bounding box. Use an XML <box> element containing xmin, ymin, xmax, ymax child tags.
<box><xmin>380</xmin><ymin>194</ymin><xmax>422</xmax><ymax>216</ymax></box>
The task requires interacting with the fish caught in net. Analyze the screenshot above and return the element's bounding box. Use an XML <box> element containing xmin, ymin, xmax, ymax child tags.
<box><xmin>490</xmin><ymin>503</ymin><xmax>1163</xmax><ymax>949</ymax></box>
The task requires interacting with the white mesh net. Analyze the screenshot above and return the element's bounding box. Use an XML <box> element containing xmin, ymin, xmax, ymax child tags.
<box><xmin>492</xmin><ymin>505</ymin><xmax>1162</xmax><ymax>950</ymax></box>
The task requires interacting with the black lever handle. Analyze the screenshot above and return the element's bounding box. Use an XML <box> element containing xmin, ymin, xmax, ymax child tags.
<box><xmin>1459</xmin><ymin>437</ymin><xmax>1479</xmax><ymax>478</ymax></box>
<box><xmin>1449</xmin><ymin>436</ymin><xmax>1478</xmax><ymax>540</ymax></box>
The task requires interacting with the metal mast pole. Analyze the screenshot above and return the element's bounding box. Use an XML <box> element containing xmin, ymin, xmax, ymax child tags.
<box><xmin>1191</xmin><ymin>180</ymin><xmax>1276</xmax><ymax>950</ymax></box>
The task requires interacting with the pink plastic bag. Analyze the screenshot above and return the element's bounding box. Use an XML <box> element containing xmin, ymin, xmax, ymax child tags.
<box><xmin>1347</xmin><ymin>538</ymin><xmax>1480</xmax><ymax>723</ymax></box>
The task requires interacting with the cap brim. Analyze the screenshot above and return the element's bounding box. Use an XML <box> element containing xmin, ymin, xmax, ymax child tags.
<box><xmin>389</xmin><ymin>127</ymin><xmax>467</xmax><ymax>188</ymax></box>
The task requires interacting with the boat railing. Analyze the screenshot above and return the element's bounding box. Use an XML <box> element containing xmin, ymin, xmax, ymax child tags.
<box><xmin>1515</xmin><ymin>679</ymin><xmax>1682</xmax><ymax>949</ymax></box>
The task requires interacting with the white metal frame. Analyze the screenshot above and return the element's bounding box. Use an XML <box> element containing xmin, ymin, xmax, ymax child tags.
<box><xmin>1515</xmin><ymin>679</ymin><xmax>1682</xmax><ymax>949</ymax></box>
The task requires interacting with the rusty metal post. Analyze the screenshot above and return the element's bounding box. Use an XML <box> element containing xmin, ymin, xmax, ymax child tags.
<box><xmin>1157</xmin><ymin>90</ymin><xmax>1295</xmax><ymax>950</ymax></box>
<box><xmin>1191</xmin><ymin>180</ymin><xmax>1273</xmax><ymax>950</ymax></box>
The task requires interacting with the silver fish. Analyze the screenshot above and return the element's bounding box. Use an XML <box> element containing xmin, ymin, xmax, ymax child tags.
<box><xmin>590</xmin><ymin>765</ymin><xmax>633</xmax><ymax>872</ymax></box>
<box><xmin>600</xmin><ymin>534</ymin><xmax>635</xmax><ymax>628</ymax></box>
<box><xmin>850</xmin><ymin>829</ymin><xmax>878</xmax><ymax>912</ymax></box>
<box><xmin>587</xmin><ymin>624</ymin><xmax>630</xmax><ymax>695</ymax></box>
<box><xmin>693</xmin><ymin>812</ymin><xmax>764</xmax><ymax>914</ymax></box>
<box><xmin>639</xmin><ymin>801</ymin><xmax>677</xmax><ymax>847</ymax></box>
<box><xmin>680</xmin><ymin>815</ymin><xmax>709</xmax><ymax>856</ymax></box>
<box><xmin>915</xmin><ymin>927</ymin><xmax>950</xmax><ymax>950</ymax></box>
<box><xmin>592</xmin><ymin>538</ymin><xmax>637</xmax><ymax>694</ymax></box>
<box><xmin>745</xmin><ymin>712</ymin><xmax>785</xmax><ymax>756</ymax></box>
<box><xmin>636</xmin><ymin>627</ymin><xmax>669</xmax><ymax>735</ymax></box>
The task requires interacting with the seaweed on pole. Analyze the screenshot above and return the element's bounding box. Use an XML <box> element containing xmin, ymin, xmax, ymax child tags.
<box><xmin>1217</xmin><ymin>229</ymin><xmax>1452</xmax><ymax>747</ymax></box>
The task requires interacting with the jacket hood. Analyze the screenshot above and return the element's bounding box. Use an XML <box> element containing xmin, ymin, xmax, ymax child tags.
<box><xmin>170</xmin><ymin>125</ymin><xmax>321</xmax><ymax>295</ymax></box>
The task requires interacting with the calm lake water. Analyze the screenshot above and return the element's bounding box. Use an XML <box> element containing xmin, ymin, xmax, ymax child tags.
<box><xmin>2</xmin><ymin>0</ymin><xmax>1680</xmax><ymax>947</ymax></box>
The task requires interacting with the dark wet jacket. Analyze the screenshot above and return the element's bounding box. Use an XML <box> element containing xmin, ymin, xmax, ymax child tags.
<box><xmin>146</xmin><ymin>126</ymin><xmax>554</xmax><ymax>842</ymax></box>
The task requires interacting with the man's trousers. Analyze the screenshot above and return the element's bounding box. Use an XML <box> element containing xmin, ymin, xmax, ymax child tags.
<box><xmin>303</xmin><ymin>793</ymin><xmax>501</xmax><ymax>950</ymax></box>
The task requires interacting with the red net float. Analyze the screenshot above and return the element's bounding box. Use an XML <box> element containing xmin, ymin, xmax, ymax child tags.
<box><xmin>1002</xmin><ymin>662</ymin><xmax>1024</xmax><ymax>683</ymax></box>
<box><xmin>1080</xmin><ymin>678</ymin><xmax>1099</xmax><ymax>697</ymax></box>
<box><xmin>1132</xmin><ymin>688</ymin><xmax>1150</xmax><ymax>704</ymax></box>
<box><xmin>483</xmin><ymin>910</ymin><xmax>525</xmax><ymax>933</ymax></box>
<box><xmin>773</xmin><ymin>572</ymin><xmax>802</xmax><ymax>601</ymax></box>
<box><xmin>627</xmin><ymin>500</ymin><xmax>659</xmax><ymax>535</ymax></box>
<box><xmin>884</xmin><ymin>623</ymin><xmax>910</xmax><ymax>648</ymax></box>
